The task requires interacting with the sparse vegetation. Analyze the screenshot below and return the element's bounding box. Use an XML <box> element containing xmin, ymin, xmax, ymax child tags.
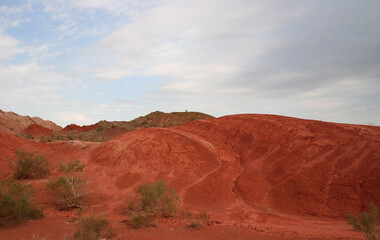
<box><xmin>24</xmin><ymin>133</ymin><xmax>35</xmax><ymax>140</ymax></box>
<box><xmin>136</xmin><ymin>179</ymin><xmax>179</xmax><ymax>217</ymax></box>
<box><xmin>9</xmin><ymin>149</ymin><xmax>50</xmax><ymax>180</ymax></box>
<box><xmin>348</xmin><ymin>202</ymin><xmax>379</xmax><ymax>240</ymax></box>
<box><xmin>47</xmin><ymin>160</ymin><xmax>87</xmax><ymax>210</ymax></box>
<box><xmin>125</xmin><ymin>179</ymin><xmax>180</xmax><ymax>228</ymax></box>
<box><xmin>52</xmin><ymin>134</ymin><xmax>65</xmax><ymax>141</ymax></box>
<box><xmin>127</xmin><ymin>213</ymin><xmax>155</xmax><ymax>229</ymax></box>
<box><xmin>74</xmin><ymin>214</ymin><xmax>114</xmax><ymax>240</ymax></box>
<box><xmin>0</xmin><ymin>179</ymin><xmax>44</xmax><ymax>226</ymax></box>
<box><xmin>259</xmin><ymin>204</ymin><xmax>269</xmax><ymax>212</ymax></box>
<box><xmin>189</xmin><ymin>211</ymin><xmax>210</xmax><ymax>230</ymax></box>
<box><xmin>38</xmin><ymin>136</ymin><xmax>48</xmax><ymax>143</ymax></box>
<box><xmin>180</xmin><ymin>210</ymin><xmax>193</xmax><ymax>219</ymax></box>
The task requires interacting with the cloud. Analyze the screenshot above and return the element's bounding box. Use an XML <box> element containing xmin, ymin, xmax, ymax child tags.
<box><xmin>78</xmin><ymin>0</ymin><xmax>380</xmax><ymax>124</ymax></box>
<box><xmin>0</xmin><ymin>2</ymin><xmax>33</xmax><ymax>29</ymax></box>
<box><xmin>88</xmin><ymin>0</ymin><xmax>298</xmax><ymax>81</ymax></box>
<box><xmin>0</xmin><ymin>61</ymin><xmax>71</xmax><ymax>122</ymax></box>
<box><xmin>41</xmin><ymin>0</ymin><xmax>154</xmax><ymax>17</ymax></box>
<box><xmin>1</xmin><ymin>0</ymin><xmax>379</xmax><ymax>125</ymax></box>
<box><xmin>51</xmin><ymin>112</ymin><xmax>89</xmax><ymax>126</ymax></box>
<box><xmin>0</xmin><ymin>31</ymin><xmax>21</xmax><ymax>61</ymax></box>
<box><xmin>0</xmin><ymin>62</ymin><xmax>67</xmax><ymax>84</ymax></box>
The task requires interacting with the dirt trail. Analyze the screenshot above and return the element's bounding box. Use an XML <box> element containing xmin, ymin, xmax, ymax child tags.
<box><xmin>163</xmin><ymin>128</ymin><xmax>222</xmax><ymax>193</ymax></box>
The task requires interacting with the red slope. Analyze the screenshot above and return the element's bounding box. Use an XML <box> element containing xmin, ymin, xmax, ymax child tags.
<box><xmin>62</xmin><ymin>123</ymin><xmax>99</xmax><ymax>132</ymax></box>
<box><xmin>89</xmin><ymin>114</ymin><xmax>380</xmax><ymax>218</ymax></box>
<box><xmin>23</xmin><ymin>124</ymin><xmax>53</xmax><ymax>137</ymax></box>
<box><xmin>0</xmin><ymin>114</ymin><xmax>377</xmax><ymax>239</ymax></box>
<box><xmin>0</xmin><ymin>131</ymin><xmax>99</xmax><ymax>179</ymax></box>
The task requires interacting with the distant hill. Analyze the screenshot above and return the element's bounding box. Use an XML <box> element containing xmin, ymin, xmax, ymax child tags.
<box><xmin>0</xmin><ymin>109</ymin><xmax>62</xmax><ymax>134</ymax></box>
<box><xmin>59</xmin><ymin>111</ymin><xmax>214</xmax><ymax>142</ymax></box>
<box><xmin>98</xmin><ymin>111</ymin><xmax>214</xmax><ymax>129</ymax></box>
<box><xmin>0</xmin><ymin>110</ymin><xmax>213</xmax><ymax>142</ymax></box>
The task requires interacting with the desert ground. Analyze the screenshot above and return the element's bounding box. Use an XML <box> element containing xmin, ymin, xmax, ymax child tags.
<box><xmin>0</xmin><ymin>111</ymin><xmax>379</xmax><ymax>239</ymax></box>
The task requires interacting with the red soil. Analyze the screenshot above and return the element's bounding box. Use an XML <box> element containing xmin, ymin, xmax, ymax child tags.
<box><xmin>0</xmin><ymin>114</ymin><xmax>379</xmax><ymax>239</ymax></box>
<box><xmin>90</xmin><ymin>114</ymin><xmax>380</xmax><ymax>217</ymax></box>
<box><xmin>62</xmin><ymin>123</ymin><xmax>99</xmax><ymax>132</ymax></box>
<box><xmin>23</xmin><ymin>124</ymin><xmax>53</xmax><ymax>137</ymax></box>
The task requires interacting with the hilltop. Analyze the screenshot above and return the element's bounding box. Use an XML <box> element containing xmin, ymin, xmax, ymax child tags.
<box><xmin>0</xmin><ymin>110</ymin><xmax>213</xmax><ymax>142</ymax></box>
<box><xmin>54</xmin><ymin>111</ymin><xmax>213</xmax><ymax>142</ymax></box>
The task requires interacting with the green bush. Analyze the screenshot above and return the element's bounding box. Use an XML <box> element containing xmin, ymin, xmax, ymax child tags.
<box><xmin>74</xmin><ymin>214</ymin><xmax>114</xmax><ymax>240</ymax></box>
<box><xmin>348</xmin><ymin>202</ymin><xmax>379</xmax><ymax>240</ymax></box>
<box><xmin>136</xmin><ymin>179</ymin><xmax>179</xmax><ymax>217</ymax></box>
<box><xmin>9</xmin><ymin>149</ymin><xmax>50</xmax><ymax>180</ymax></box>
<box><xmin>47</xmin><ymin>160</ymin><xmax>87</xmax><ymax>210</ymax></box>
<box><xmin>125</xmin><ymin>179</ymin><xmax>179</xmax><ymax>228</ymax></box>
<box><xmin>0</xmin><ymin>179</ymin><xmax>44</xmax><ymax>226</ymax></box>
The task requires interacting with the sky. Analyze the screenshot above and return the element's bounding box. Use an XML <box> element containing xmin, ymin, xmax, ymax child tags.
<box><xmin>0</xmin><ymin>0</ymin><xmax>379</xmax><ymax>127</ymax></box>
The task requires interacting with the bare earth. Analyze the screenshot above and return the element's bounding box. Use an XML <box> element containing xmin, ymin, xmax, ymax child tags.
<box><xmin>0</xmin><ymin>114</ymin><xmax>379</xmax><ymax>239</ymax></box>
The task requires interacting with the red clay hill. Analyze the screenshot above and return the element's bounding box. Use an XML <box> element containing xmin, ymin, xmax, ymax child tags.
<box><xmin>0</xmin><ymin>113</ymin><xmax>379</xmax><ymax>239</ymax></box>
<box><xmin>62</xmin><ymin>123</ymin><xmax>100</xmax><ymax>132</ymax></box>
<box><xmin>23</xmin><ymin>124</ymin><xmax>53</xmax><ymax>137</ymax></box>
<box><xmin>0</xmin><ymin>109</ymin><xmax>62</xmax><ymax>134</ymax></box>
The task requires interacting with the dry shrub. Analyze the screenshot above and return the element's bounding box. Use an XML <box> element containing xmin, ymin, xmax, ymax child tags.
<box><xmin>47</xmin><ymin>160</ymin><xmax>87</xmax><ymax>210</ymax></box>
<box><xmin>74</xmin><ymin>214</ymin><xmax>114</xmax><ymax>240</ymax></box>
<box><xmin>348</xmin><ymin>202</ymin><xmax>379</xmax><ymax>240</ymax></box>
<box><xmin>189</xmin><ymin>211</ymin><xmax>210</xmax><ymax>230</ymax></box>
<box><xmin>127</xmin><ymin>213</ymin><xmax>156</xmax><ymax>229</ymax></box>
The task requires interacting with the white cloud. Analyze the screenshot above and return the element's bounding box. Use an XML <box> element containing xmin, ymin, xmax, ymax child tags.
<box><xmin>0</xmin><ymin>32</ymin><xmax>54</xmax><ymax>62</ymax></box>
<box><xmin>0</xmin><ymin>0</ymin><xmax>379</xmax><ymax>126</ymax></box>
<box><xmin>0</xmin><ymin>62</ymin><xmax>67</xmax><ymax>85</ymax></box>
<box><xmin>41</xmin><ymin>0</ymin><xmax>154</xmax><ymax>16</ymax></box>
<box><xmin>87</xmin><ymin>0</ymin><xmax>296</xmax><ymax>83</ymax></box>
<box><xmin>0</xmin><ymin>61</ymin><xmax>71</xmax><ymax>121</ymax></box>
<box><xmin>52</xmin><ymin>112</ymin><xmax>89</xmax><ymax>126</ymax></box>
<box><xmin>10</xmin><ymin>20</ymin><xmax>20</xmax><ymax>27</ymax></box>
<box><xmin>79</xmin><ymin>0</ymin><xmax>380</xmax><ymax>124</ymax></box>
<box><xmin>0</xmin><ymin>31</ymin><xmax>21</xmax><ymax>61</ymax></box>
<box><xmin>0</xmin><ymin>2</ymin><xmax>33</xmax><ymax>29</ymax></box>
